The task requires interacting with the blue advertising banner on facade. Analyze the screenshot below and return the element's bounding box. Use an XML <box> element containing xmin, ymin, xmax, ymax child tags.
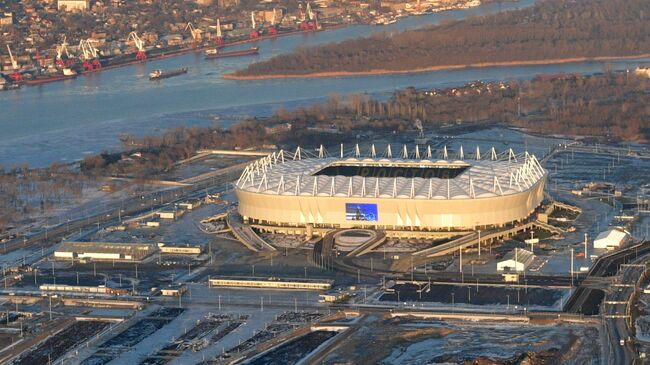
<box><xmin>345</xmin><ymin>203</ymin><xmax>378</xmax><ymax>221</ymax></box>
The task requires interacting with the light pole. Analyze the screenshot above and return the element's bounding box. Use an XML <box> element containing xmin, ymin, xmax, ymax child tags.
<box><xmin>570</xmin><ymin>248</ymin><xmax>574</xmax><ymax>287</ymax></box>
<box><xmin>451</xmin><ymin>292</ymin><xmax>455</xmax><ymax>312</ymax></box>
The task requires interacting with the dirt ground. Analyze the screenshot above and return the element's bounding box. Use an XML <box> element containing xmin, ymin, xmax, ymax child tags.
<box><xmin>320</xmin><ymin>315</ymin><xmax>600</xmax><ymax>365</ymax></box>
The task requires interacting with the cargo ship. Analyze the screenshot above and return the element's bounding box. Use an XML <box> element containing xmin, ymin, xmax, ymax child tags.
<box><xmin>24</xmin><ymin>68</ymin><xmax>77</xmax><ymax>85</ymax></box>
<box><xmin>149</xmin><ymin>67</ymin><xmax>188</xmax><ymax>80</ymax></box>
<box><xmin>205</xmin><ymin>47</ymin><xmax>259</xmax><ymax>60</ymax></box>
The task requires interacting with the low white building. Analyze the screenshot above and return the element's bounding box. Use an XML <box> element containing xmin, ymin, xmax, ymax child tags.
<box><xmin>497</xmin><ymin>248</ymin><xmax>535</xmax><ymax>272</ymax></box>
<box><xmin>593</xmin><ymin>228</ymin><xmax>628</xmax><ymax>250</ymax></box>
<box><xmin>158</xmin><ymin>211</ymin><xmax>176</xmax><ymax>219</ymax></box>
<box><xmin>161</xmin><ymin>285</ymin><xmax>187</xmax><ymax>296</ymax></box>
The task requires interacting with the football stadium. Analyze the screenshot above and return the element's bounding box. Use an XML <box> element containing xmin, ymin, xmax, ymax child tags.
<box><xmin>234</xmin><ymin>144</ymin><xmax>547</xmax><ymax>235</ymax></box>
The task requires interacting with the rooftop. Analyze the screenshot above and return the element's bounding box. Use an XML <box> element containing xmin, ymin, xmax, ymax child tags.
<box><xmin>236</xmin><ymin>144</ymin><xmax>546</xmax><ymax>200</ymax></box>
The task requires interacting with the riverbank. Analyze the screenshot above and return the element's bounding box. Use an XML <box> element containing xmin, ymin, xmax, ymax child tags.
<box><xmin>224</xmin><ymin>53</ymin><xmax>650</xmax><ymax>80</ymax></box>
<box><xmin>12</xmin><ymin>27</ymin><xmax>326</xmax><ymax>88</ymax></box>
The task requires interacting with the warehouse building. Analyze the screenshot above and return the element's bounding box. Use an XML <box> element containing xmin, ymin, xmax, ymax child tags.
<box><xmin>54</xmin><ymin>241</ymin><xmax>156</xmax><ymax>262</ymax></box>
<box><xmin>593</xmin><ymin>228</ymin><xmax>628</xmax><ymax>250</ymax></box>
<box><xmin>497</xmin><ymin>248</ymin><xmax>535</xmax><ymax>272</ymax></box>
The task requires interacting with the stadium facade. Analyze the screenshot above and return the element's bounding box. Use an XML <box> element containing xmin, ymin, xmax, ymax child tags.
<box><xmin>234</xmin><ymin>145</ymin><xmax>546</xmax><ymax>233</ymax></box>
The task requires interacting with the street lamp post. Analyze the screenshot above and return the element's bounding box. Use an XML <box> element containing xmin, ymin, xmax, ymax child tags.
<box><xmin>451</xmin><ymin>292</ymin><xmax>455</xmax><ymax>313</ymax></box>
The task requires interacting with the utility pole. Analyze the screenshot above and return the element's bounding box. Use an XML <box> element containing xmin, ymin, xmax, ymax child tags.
<box><xmin>451</xmin><ymin>292</ymin><xmax>455</xmax><ymax>313</ymax></box>
<box><xmin>459</xmin><ymin>247</ymin><xmax>463</xmax><ymax>273</ymax></box>
<box><xmin>584</xmin><ymin>233</ymin><xmax>589</xmax><ymax>261</ymax></box>
<box><xmin>478</xmin><ymin>229</ymin><xmax>481</xmax><ymax>257</ymax></box>
<box><xmin>570</xmin><ymin>248</ymin><xmax>574</xmax><ymax>287</ymax></box>
<box><xmin>515</xmin><ymin>248</ymin><xmax>519</xmax><ymax>272</ymax></box>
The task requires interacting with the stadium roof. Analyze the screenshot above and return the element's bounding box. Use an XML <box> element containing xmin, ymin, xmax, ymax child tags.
<box><xmin>235</xmin><ymin>144</ymin><xmax>546</xmax><ymax>200</ymax></box>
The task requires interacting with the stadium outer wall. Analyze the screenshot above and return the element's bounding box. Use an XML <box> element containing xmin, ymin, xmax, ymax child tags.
<box><xmin>235</xmin><ymin>177</ymin><xmax>545</xmax><ymax>232</ymax></box>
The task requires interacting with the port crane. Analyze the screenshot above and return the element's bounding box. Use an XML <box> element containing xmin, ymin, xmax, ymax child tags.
<box><xmin>128</xmin><ymin>31</ymin><xmax>146</xmax><ymax>61</ymax></box>
<box><xmin>6</xmin><ymin>44</ymin><xmax>21</xmax><ymax>81</ymax></box>
<box><xmin>34</xmin><ymin>49</ymin><xmax>43</xmax><ymax>67</ymax></box>
<box><xmin>250</xmin><ymin>9</ymin><xmax>280</xmax><ymax>39</ymax></box>
<box><xmin>250</xmin><ymin>11</ymin><xmax>260</xmax><ymax>39</ymax></box>
<box><xmin>78</xmin><ymin>39</ymin><xmax>102</xmax><ymax>71</ymax></box>
<box><xmin>185</xmin><ymin>22</ymin><xmax>202</xmax><ymax>45</ymax></box>
<box><xmin>55</xmin><ymin>36</ymin><xmax>75</xmax><ymax>67</ymax></box>
<box><xmin>215</xmin><ymin>18</ymin><xmax>224</xmax><ymax>45</ymax></box>
<box><xmin>268</xmin><ymin>9</ymin><xmax>278</xmax><ymax>36</ymax></box>
<box><xmin>300</xmin><ymin>3</ymin><xmax>318</xmax><ymax>30</ymax></box>
<box><xmin>299</xmin><ymin>3</ymin><xmax>305</xmax><ymax>21</ymax></box>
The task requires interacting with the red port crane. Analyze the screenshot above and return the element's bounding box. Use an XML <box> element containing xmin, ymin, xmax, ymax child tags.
<box><xmin>299</xmin><ymin>3</ymin><xmax>318</xmax><ymax>31</ymax></box>
<box><xmin>79</xmin><ymin>39</ymin><xmax>102</xmax><ymax>71</ymax></box>
<box><xmin>249</xmin><ymin>11</ymin><xmax>260</xmax><ymax>39</ymax></box>
<box><xmin>185</xmin><ymin>22</ymin><xmax>202</xmax><ymax>47</ymax></box>
<box><xmin>268</xmin><ymin>9</ymin><xmax>279</xmax><ymax>35</ymax></box>
<box><xmin>128</xmin><ymin>32</ymin><xmax>146</xmax><ymax>61</ymax></box>
<box><xmin>55</xmin><ymin>36</ymin><xmax>76</xmax><ymax>67</ymax></box>
<box><xmin>215</xmin><ymin>18</ymin><xmax>224</xmax><ymax>46</ymax></box>
<box><xmin>6</xmin><ymin>44</ymin><xmax>21</xmax><ymax>81</ymax></box>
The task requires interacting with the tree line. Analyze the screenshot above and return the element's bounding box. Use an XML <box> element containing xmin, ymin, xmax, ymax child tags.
<box><xmin>235</xmin><ymin>0</ymin><xmax>650</xmax><ymax>76</ymax></box>
<box><xmin>269</xmin><ymin>71</ymin><xmax>650</xmax><ymax>142</ymax></box>
<box><xmin>82</xmin><ymin>71</ymin><xmax>650</xmax><ymax>180</ymax></box>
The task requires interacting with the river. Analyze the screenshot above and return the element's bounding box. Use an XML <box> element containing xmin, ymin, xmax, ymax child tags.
<box><xmin>1</xmin><ymin>0</ymin><xmax>648</xmax><ymax>167</ymax></box>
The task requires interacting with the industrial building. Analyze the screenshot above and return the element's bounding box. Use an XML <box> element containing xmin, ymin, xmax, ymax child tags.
<box><xmin>234</xmin><ymin>145</ymin><xmax>546</xmax><ymax>234</ymax></box>
<box><xmin>593</xmin><ymin>228</ymin><xmax>628</xmax><ymax>250</ymax></box>
<box><xmin>54</xmin><ymin>241</ymin><xmax>156</xmax><ymax>262</ymax></box>
<box><xmin>497</xmin><ymin>248</ymin><xmax>535</xmax><ymax>272</ymax></box>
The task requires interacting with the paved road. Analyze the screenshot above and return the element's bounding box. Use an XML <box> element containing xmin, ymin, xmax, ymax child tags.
<box><xmin>564</xmin><ymin>241</ymin><xmax>650</xmax><ymax>314</ymax></box>
<box><xmin>602</xmin><ymin>258</ymin><xmax>648</xmax><ymax>364</ymax></box>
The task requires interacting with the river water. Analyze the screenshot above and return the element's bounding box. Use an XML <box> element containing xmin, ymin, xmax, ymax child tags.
<box><xmin>1</xmin><ymin>0</ymin><xmax>648</xmax><ymax>167</ymax></box>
